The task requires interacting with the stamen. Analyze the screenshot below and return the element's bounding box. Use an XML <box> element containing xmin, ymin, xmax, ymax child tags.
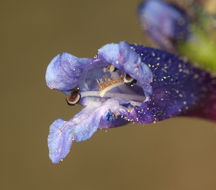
<box><xmin>104</xmin><ymin>64</ymin><xmax>118</xmax><ymax>73</ymax></box>
<box><xmin>80</xmin><ymin>91</ymin><xmax>145</xmax><ymax>102</ymax></box>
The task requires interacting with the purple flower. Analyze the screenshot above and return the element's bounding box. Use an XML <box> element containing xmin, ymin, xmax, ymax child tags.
<box><xmin>138</xmin><ymin>0</ymin><xmax>190</xmax><ymax>51</ymax></box>
<box><xmin>45</xmin><ymin>41</ymin><xmax>215</xmax><ymax>164</ymax></box>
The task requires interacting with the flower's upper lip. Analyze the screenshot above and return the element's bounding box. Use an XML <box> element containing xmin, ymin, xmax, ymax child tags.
<box><xmin>45</xmin><ymin>42</ymin><xmax>153</xmax><ymax>105</ymax></box>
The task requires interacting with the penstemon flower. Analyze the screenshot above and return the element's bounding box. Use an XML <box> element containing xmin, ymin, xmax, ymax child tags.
<box><xmin>45</xmin><ymin>41</ymin><xmax>216</xmax><ymax>163</ymax></box>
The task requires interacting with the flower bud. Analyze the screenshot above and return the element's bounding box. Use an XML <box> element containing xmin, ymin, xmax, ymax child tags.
<box><xmin>138</xmin><ymin>0</ymin><xmax>190</xmax><ymax>51</ymax></box>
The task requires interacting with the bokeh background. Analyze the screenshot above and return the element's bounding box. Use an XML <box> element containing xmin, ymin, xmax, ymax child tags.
<box><xmin>2</xmin><ymin>0</ymin><xmax>216</xmax><ymax>190</ymax></box>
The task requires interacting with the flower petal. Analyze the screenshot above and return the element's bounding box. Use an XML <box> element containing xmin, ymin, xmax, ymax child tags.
<box><xmin>97</xmin><ymin>41</ymin><xmax>153</xmax><ymax>99</ymax></box>
<box><xmin>48</xmin><ymin>119</ymin><xmax>73</xmax><ymax>164</ymax></box>
<box><xmin>48</xmin><ymin>99</ymin><xmax>130</xmax><ymax>163</ymax></box>
<box><xmin>126</xmin><ymin>44</ymin><xmax>213</xmax><ymax>123</ymax></box>
<box><xmin>48</xmin><ymin>104</ymin><xmax>101</xmax><ymax>163</ymax></box>
<box><xmin>45</xmin><ymin>52</ymin><xmax>92</xmax><ymax>91</ymax></box>
<box><xmin>138</xmin><ymin>0</ymin><xmax>190</xmax><ymax>50</ymax></box>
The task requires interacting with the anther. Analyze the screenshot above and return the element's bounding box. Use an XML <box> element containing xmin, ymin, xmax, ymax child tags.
<box><xmin>123</xmin><ymin>73</ymin><xmax>137</xmax><ymax>86</ymax></box>
<box><xmin>66</xmin><ymin>88</ymin><xmax>81</xmax><ymax>106</ymax></box>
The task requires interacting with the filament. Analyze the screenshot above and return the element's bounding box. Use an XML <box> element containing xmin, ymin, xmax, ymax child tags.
<box><xmin>80</xmin><ymin>91</ymin><xmax>145</xmax><ymax>102</ymax></box>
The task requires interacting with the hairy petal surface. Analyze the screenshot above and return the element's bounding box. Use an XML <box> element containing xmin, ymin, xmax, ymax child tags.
<box><xmin>130</xmin><ymin>44</ymin><xmax>213</xmax><ymax>122</ymax></box>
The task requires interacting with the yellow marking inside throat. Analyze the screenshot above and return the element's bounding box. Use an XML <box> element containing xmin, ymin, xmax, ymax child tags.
<box><xmin>97</xmin><ymin>75</ymin><xmax>124</xmax><ymax>97</ymax></box>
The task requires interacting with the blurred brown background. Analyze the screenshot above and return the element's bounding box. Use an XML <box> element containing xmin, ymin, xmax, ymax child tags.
<box><xmin>1</xmin><ymin>0</ymin><xmax>216</xmax><ymax>190</ymax></box>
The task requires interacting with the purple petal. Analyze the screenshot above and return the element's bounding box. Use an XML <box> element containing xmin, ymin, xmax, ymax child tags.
<box><xmin>48</xmin><ymin>119</ymin><xmax>73</xmax><ymax>164</ymax></box>
<box><xmin>48</xmin><ymin>99</ymin><xmax>130</xmax><ymax>163</ymax></box>
<box><xmin>129</xmin><ymin>44</ymin><xmax>213</xmax><ymax>122</ymax></box>
<box><xmin>138</xmin><ymin>0</ymin><xmax>190</xmax><ymax>50</ymax></box>
<box><xmin>45</xmin><ymin>52</ymin><xmax>92</xmax><ymax>91</ymax></box>
<box><xmin>97</xmin><ymin>41</ymin><xmax>153</xmax><ymax>99</ymax></box>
